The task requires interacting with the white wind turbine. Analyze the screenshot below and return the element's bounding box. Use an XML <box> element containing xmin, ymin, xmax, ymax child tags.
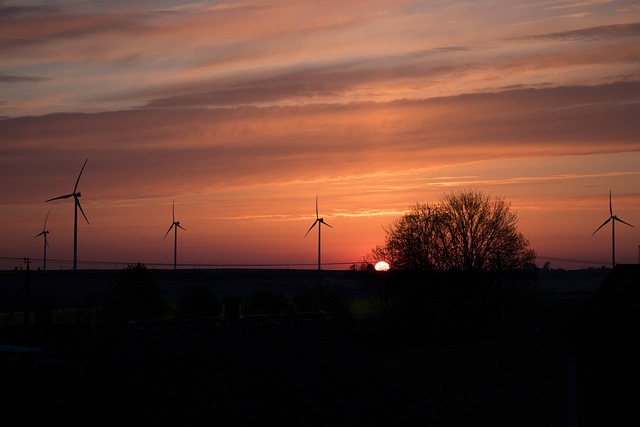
<box><xmin>592</xmin><ymin>190</ymin><xmax>634</xmax><ymax>267</ymax></box>
<box><xmin>34</xmin><ymin>210</ymin><xmax>51</xmax><ymax>271</ymax></box>
<box><xmin>304</xmin><ymin>194</ymin><xmax>332</xmax><ymax>271</ymax></box>
<box><xmin>164</xmin><ymin>199</ymin><xmax>186</xmax><ymax>270</ymax></box>
<box><xmin>45</xmin><ymin>158</ymin><xmax>89</xmax><ymax>271</ymax></box>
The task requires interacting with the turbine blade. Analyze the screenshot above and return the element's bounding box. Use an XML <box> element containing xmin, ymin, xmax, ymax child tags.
<box><xmin>315</xmin><ymin>194</ymin><xmax>319</xmax><ymax>219</ymax></box>
<box><xmin>43</xmin><ymin>210</ymin><xmax>50</xmax><ymax>228</ymax></box>
<box><xmin>305</xmin><ymin>220</ymin><xmax>318</xmax><ymax>237</ymax></box>
<box><xmin>76</xmin><ymin>197</ymin><xmax>90</xmax><ymax>224</ymax></box>
<box><xmin>164</xmin><ymin>224</ymin><xmax>175</xmax><ymax>240</ymax></box>
<box><xmin>323</xmin><ymin>221</ymin><xmax>333</xmax><ymax>228</ymax></box>
<box><xmin>74</xmin><ymin>158</ymin><xmax>89</xmax><ymax>192</ymax></box>
<box><xmin>46</xmin><ymin>193</ymin><xmax>73</xmax><ymax>202</ymax></box>
<box><xmin>177</xmin><ymin>224</ymin><xmax>186</xmax><ymax>231</ymax></box>
<box><xmin>614</xmin><ymin>217</ymin><xmax>635</xmax><ymax>228</ymax></box>
<box><xmin>592</xmin><ymin>217</ymin><xmax>611</xmax><ymax>235</ymax></box>
<box><xmin>609</xmin><ymin>190</ymin><xmax>612</xmax><ymax>216</ymax></box>
<box><xmin>34</xmin><ymin>231</ymin><xmax>44</xmax><ymax>238</ymax></box>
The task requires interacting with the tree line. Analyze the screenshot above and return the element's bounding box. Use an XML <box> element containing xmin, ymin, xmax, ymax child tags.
<box><xmin>98</xmin><ymin>263</ymin><xmax>352</xmax><ymax>324</ymax></box>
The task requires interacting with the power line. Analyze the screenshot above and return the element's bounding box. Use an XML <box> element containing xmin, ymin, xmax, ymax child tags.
<box><xmin>535</xmin><ymin>255</ymin><xmax>609</xmax><ymax>266</ymax></box>
<box><xmin>0</xmin><ymin>255</ymin><xmax>620</xmax><ymax>270</ymax></box>
<box><xmin>0</xmin><ymin>256</ymin><xmax>359</xmax><ymax>270</ymax></box>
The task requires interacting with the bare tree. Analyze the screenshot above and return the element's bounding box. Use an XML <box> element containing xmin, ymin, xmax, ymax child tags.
<box><xmin>438</xmin><ymin>189</ymin><xmax>535</xmax><ymax>271</ymax></box>
<box><xmin>371</xmin><ymin>189</ymin><xmax>536</xmax><ymax>273</ymax></box>
<box><xmin>384</xmin><ymin>202</ymin><xmax>443</xmax><ymax>271</ymax></box>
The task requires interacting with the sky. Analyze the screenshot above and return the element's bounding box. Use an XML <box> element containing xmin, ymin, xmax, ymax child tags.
<box><xmin>1</xmin><ymin>0</ymin><xmax>640</xmax><ymax>271</ymax></box>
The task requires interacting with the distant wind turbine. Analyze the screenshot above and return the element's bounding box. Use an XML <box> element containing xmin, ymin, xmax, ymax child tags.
<box><xmin>45</xmin><ymin>158</ymin><xmax>89</xmax><ymax>271</ymax></box>
<box><xmin>304</xmin><ymin>194</ymin><xmax>332</xmax><ymax>271</ymax></box>
<box><xmin>164</xmin><ymin>199</ymin><xmax>186</xmax><ymax>270</ymax></box>
<box><xmin>592</xmin><ymin>190</ymin><xmax>634</xmax><ymax>267</ymax></box>
<box><xmin>34</xmin><ymin>210</ymin><xmax>51</xmax><ymax>271</ymax></box>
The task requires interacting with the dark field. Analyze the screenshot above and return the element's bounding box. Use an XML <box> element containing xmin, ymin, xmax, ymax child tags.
<box><xmin>0</xmin><ymin>266</ymin><xmax>606</xmax><ymax>311</ymax></box>
<box><xmin>0</xmin><ymin>267</ymin><xmax>611</xmax><ymax>425</ymax></box>
<box><xmin>0</xmin><ymin>268</ymin><xmax>376</xmax><ymax>312</ymax></box>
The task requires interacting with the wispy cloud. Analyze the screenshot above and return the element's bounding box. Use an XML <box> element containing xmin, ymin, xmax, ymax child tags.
<box><xmin>510</xmin><ymin>22</ymin><xmax>640</xmax><ymax>41</ymax></box>
<box><xmin>0</xmin><ymin>74</ymin><xmax>49</xmax><ymax>82</ymax></box>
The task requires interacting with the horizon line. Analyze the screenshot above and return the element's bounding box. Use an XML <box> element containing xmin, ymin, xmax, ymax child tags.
<box><xmin>0</xmin><ymin>254</ymin><xmax>615</xmax><ymax>270</ymax></box>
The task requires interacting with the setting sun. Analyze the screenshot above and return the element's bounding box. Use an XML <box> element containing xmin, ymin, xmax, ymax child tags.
<box><xmin>375</xmin><ymin>261</ymin><xmax>390</xmax><ymax>271</ymax></box>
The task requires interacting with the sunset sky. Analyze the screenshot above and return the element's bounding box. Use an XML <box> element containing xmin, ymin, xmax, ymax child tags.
<box><xmin>1</xmin><ymin>0</ymin><xmax>639</xmax><ymax>271</ymax></box>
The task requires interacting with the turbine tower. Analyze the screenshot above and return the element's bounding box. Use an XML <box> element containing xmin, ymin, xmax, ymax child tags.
<box><xmin>34</xmin><ymin>210</ymin><xmax>51</xmax><ymax>271</ymax></box>
<box><xmin>592</xmin><ymin>190</ymin><xmax>634</xmax><ymax>267</ymax></box>
<box><xmin>45</xmin><ymin>158</ymin><xmax>89</xmax><ymax>271</ymax></box>
<box><xmin>305</xmin><ymin>194</ymin><xmax>332</xmax><ymax>271</ymax></box>
<box><xmin>164</xmin><ymin>199</ymin><xmax>186</xmax><ymax>270</ymax></box>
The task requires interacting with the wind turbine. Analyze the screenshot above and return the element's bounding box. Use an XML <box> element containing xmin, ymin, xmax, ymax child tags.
<box><xmin>45</xmin><ymin>158</ymin><xmax>89</xmax><ymax>271</ymax></box>
<box><xmin>304</xmin><ymin>194</ymin><xmax>332</xmax><ymax>271</ymax></box>
<box><xmin>34</xmin><ymin>210</ymin><xmax>51</xmax><ymax>271</ymax></box>
<box><xmin>164</xmin><ymin>199</ymin><xmax>186</xmax><ymax>270</ymax></box>
<box><xmin>592</xmin><ymin>190</ymin><xmax>634</xmax><ymax>267</ymax></box>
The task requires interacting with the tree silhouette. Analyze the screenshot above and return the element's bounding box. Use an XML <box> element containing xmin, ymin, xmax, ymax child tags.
<box><xmin>101</xmin><ymin>263</ymin><xmax>167</xmax><ymax>321</ymax></box>
<box><xmin>374</xmin><ymin>189</ymin><xmax>535</xmax><ymax>273</ymax></box>
<box><xmin>383</xmin><ymin>202</ymin><xmax>442</xmax><ymax>271</ymax></box>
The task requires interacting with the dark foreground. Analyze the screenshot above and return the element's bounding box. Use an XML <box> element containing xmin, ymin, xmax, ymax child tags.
<box><xmin>1</xmin><ymin>315</ymin><xmax>568</xmax><ymax>425</ymax></box>
<box><xmin>0</xmin><ymin>268</ymin><xmax>376</xmax><ymax>312</ymax></box>
<box><xmin>0</xmin><ymin>266</ymin><xmax>628</xmax><ymax>425</ymax></box>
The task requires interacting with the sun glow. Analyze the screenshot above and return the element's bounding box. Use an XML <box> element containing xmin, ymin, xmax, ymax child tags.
<box><xmin>374</xmin><ymin>261</ymin><xmax>390</xmax><ymax>271</ymax></box>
